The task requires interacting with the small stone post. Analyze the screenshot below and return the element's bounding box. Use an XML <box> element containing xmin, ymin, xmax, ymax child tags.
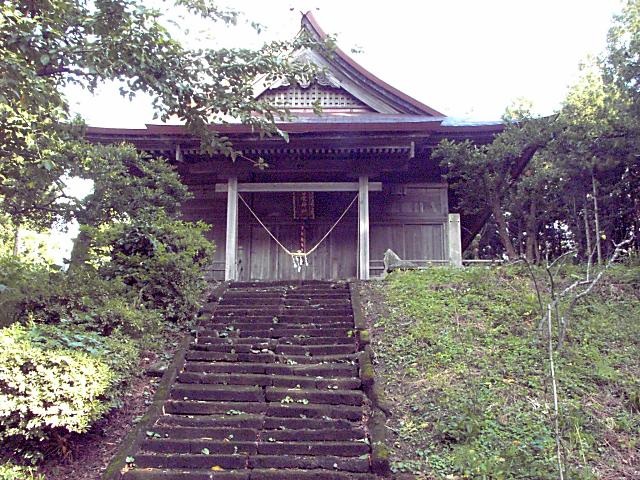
<box><xmin>448</xmin><ymin>213</ymin><xmax>463</xmax><ymax>267</ymax></box>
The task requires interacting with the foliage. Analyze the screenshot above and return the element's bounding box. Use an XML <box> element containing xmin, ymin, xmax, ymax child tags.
<box><xmin>0</xmin><ymin>463</ymin><xmax>44</xmax><ymax>480</ymax></box>
<box><xmin>367</xmin><ymin>266</ymin><xmax>640</xmax><ymax>479</ymax></box>
<box><xmin>438</xmin><ymin>2</ymin><xmax>640</xmax><ymax>262</ymax></box>
<box><xmin>94</xmin><ymin>213</ymin><xmax>215</xmax><ymax>324</ymax></box>
<box><xmin>0</xmin><ymin>0</ymin><xmax>316</xmax><ymax>230</ymax></box>
<box><xmin>0</xmin><ymin>323</ymin><xmax>138</xmax><ymax>447</ymax></box>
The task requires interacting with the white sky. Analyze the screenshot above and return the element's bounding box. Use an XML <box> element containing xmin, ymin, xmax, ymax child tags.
<box><xmin>67</xmin><ymin>0</ymin><xmax>623</xmax><ymax>126</ymax></box>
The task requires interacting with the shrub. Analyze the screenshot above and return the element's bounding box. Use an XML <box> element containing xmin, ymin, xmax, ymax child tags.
<box><xmin>0</xmin><ymin>323</ymin><xmax>137</xmax><ymax>447</ymax></box>
<box><xmin>95</xmin><ymin>213</ymin><xmax>215</xmax><ymax>324</ymax></box>
<box><xmin>12</xmin><ymin>266</ymin><xmax>161</xmax><ymax>337</ymax></box>
<box><xmin>0</xmin><ymin>463</ymin><xmax>43</xmax><ymax>480</ymax></box>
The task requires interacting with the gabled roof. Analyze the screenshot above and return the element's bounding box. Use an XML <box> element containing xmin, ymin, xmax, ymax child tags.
<box><xmin>253</xmin><ymin>12</ymin><xmax>444</xmax><ymax>116</ymax></box>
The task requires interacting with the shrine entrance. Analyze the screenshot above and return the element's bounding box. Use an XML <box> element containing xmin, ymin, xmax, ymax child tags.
<box><xmin>216</xmin><ymin>180</ymin><xmax>381</xmax><ymax>281</ymax></box>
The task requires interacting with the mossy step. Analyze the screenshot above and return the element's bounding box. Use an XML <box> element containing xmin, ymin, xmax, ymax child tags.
<box><xmin>123</xmin><ymin>470</ymin><xmax>248</xmax><ymax>480</ymax></box>
<box><xmin>256</xmin><ymin>441</ymin><xmax>369</xmax><ymax>457</ymax></box>
<box><xmin>140</xmin><ymin>438</ymin><xmax>257</xmax><ymax>454</ymax></box>
<box><xmin>177</xmin><ymin>372</ymin><xmax>361</xmax><ymax>390</ymax></box>
<box><xmin>262</xmin><ymin>427</ymin><xmax>366</xmax><ymax>442</ymax></box>
<box><xmin>202</xmin><ymin>320</ymin><xmax>354</xmax><ymax>330</ymax></box>
<box><xmin>165</xmin><ymin>400</ymin><xmax>268</xmax><ymax>416</ymax></box>
<box><xmin>265</xmin><ymin>403</ymin><xmax>364</xmax><ymax>421</ymax></box>
<box><xmin>151</xmin><ymin>426</ymin><xmax>258</xmax><ymax>440</ymax></box>
<box><xmin>156</xmin><ymin>414</ymin><xmax>264</xmax><ymax>429</ymax></box>
<box><xmin>170</xmin><ymin>384</ymin><xmax>265</xmax><ymax>402</ymax></box>
<box><xmin>265</xmin><ymin>386</ymin><xmax>365</xmax><ymax>406</ymax></box>
<box><xmin>274</xmin><ymin>344</ymin><xmax>356</xmax><ymax>355</ymax></box>
<box><xmin>248</xmin><ymin>454</ymin><xmax>369</xmax><ymax>473</ymax></box>
<box><xmin>183</xmin><ymin>361</ymin><xmax>358</xmax><ymax>377</ymax></box>
<box><xmin>132</xmin><ymin>453</ymin><xmax>248</xmax><ymax>470</ymax></box>
<box><xmin>185</xmin><ymin>351</ymin><xmax>276</xmax><ymax>363</ymax></box>
<box><xmin>156</xmin><ymin>414</ymin><xmax>357</xmax><ymax>431</ymax></box>
<box><xmin>273</xmin><ymin>352</ymin><xmax>359</xmax><ymax>365</ymax></box>
<box><xmin>235</xmin><ymin>328</ymin><xmax>353</xmax><ymax>338</ymax></box>
<box><xmin>195</xmin><ymin>336</ymin><xmax>354</xmax><ymax>346</ymax></box>
<box><xmin>165</xmin><ymin>401</ymin><xmax>363</xmax><ymax>420</ymax></box>
<box><xmin>123</xmin><ymin>468</ymin><xmax>377</xmax><ymax>480</ymax></box>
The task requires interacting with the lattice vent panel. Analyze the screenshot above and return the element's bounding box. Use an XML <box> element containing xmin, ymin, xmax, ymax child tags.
<box><xmin>260</xmin><ymin>84</ymin><xmax>371</xmax><ymax>110</ymax></box>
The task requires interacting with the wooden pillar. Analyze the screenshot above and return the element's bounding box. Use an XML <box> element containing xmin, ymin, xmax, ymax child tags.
<box><xmin>358</xmin><ymin>176</ymin><xmax>370</xmax><ymax>280</ymax></box>
<box><xmin>225</xmin><ymin>177</ymin><xmax>238</xmax><ymax>281</ymax></box>
<box><xmin>448</xmin><ymin>213</ymin><xmax>463</xmax><ymax>267</ymax></box>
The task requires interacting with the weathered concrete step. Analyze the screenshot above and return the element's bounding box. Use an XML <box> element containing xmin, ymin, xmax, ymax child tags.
<box><xmin>123</xmin><ymin>470</ymin><xmax>247</xmax><ymax>480</ymax></box>
<box><xmin>263</xmin><ymin>427</ymin><xmax>365</xmax><ymax>442</ymax></box>
<box><xmin>248</xmin><ymin>455</ymin><xmax>369</xmax><ymax>473</ymax></box>
<box><xmin>124</xmin><ymin>470</ymin><xmax>376</xmax><ymax>480</ymax></box>
<box><xmin>195</xmin><ymin>336</ymin><xmax>353</xmax><ymax>346</ymax></box>
<box><xmin>156</xmin><ymin>414</ymin><xmax>264</xmax><ymax>429</ymax></box>
<box><xmin>183</xmin><ymin>361</ymin><xmax>358</xmax><ymax>377</ymax></box>
<box><xmin>206</xmin><ymin>315</ymin><xmax>354</xmax><ymax>324</ymax></box>
<box><xmin>199</xmin><ymin>327</ymin><xmax>353</xmax><ymax>338</ymax></box>
<box><xmin>170</xmin><ymin>384</ymin><xmax>265</xmax><ymax>402</ymax></box>
<box><xmin>247</xmin><ymin>470</ymin><xmax>376</xmax><ymax>480</ymax></box>
<box><xmin>140</xmin><ymin>438</ymin><xmax>256</xmax><ymax>454</ymax></box>
<box><xmin>165</xmin><ymin>401</ymin><xmax>364</xmax><ymax>420</ymax></box>
<box><xmin>274</xmin><ymin>344</ymin><xmax>356</xmax><ymax>355</ymax></box>
<box><xmin>216</xmin><ymin>307</ymin><xmax>352</xmax><ymax>314</ymax></box>
<box><xmin>220</xmin><ymin>298</ymin><xmax>351</xmax><ymax>307</ymax></box>
<box><xmin>256</xmin><ymin>441</ymin><xmax>369</xmax><ymax>456</ymax></box>
<box><xmin>156</xmin><ymin>414</ymin><xmax>358</xmax><ymax>431</ymax></box>
<box><xmin>237</xmin><ymin>328</ymin><xmax>353</xmax><ymax>338</ymax></box>
<box><xmin>190</xmin><ymin>343</ymin><xmax>355</xmax><ymax>356</ymax></box>
<box><xmin>203</xmin><ymin>320</ymin><xmax>353</xmax><ymax>330</ymax></box>
<box><xmin>265</xmin><ymin>387</ymin><xmax>365</xmax><ymax>406</ymax></box>
<box><xmin>151</xmin><ymin>426</ymin><xmax>258</xmax><ymax>440</ymax></box>
<box><xmin>141</xmin><ymin>439</ymin><xmax>368</xmax><ymax>457</ymax></box>
<box><xmin>132</xmin><ymin>453</ymin><xmax>247</xmax><ymax>470</ymax></box>
<box><xmin>275</xmin><ymin>352</ymin><xmax>360</xmax><ymax>365</ymax></box>
<box><xmin>185</xmin><ymin>350</ymin><xmax>276</xmax><ymax>363</ymax></box>
<box><xmin>177</xmin><ymin>372</ymin><xmax>361</xmax><ymax>390</ymax></box>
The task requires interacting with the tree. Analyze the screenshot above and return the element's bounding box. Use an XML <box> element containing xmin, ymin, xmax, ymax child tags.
<box><xmin>0</xmin><ymin>0</ymin><xmax>315</xmax><ymax>233</ymax></box>
<box><xmin>434</xmin><ymin>111</ymin><xmax>553</xmax><ymax>260</ymax></box>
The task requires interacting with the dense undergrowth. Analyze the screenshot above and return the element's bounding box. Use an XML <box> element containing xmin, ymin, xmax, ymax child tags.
<box><xmin>0</xmin><ymin>217</ymin><xmax>214</xmax><ymax>474</ymax></box>
<box><xmin>364</xmin><ymin>264</ymin><xmax>640</xmax><ymax>480</ymax></box>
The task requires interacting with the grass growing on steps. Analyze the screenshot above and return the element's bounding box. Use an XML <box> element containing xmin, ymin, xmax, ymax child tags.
<box><xmin>363</xmin><ymin>266</ymin><xmax>640</xmax><ymax>479</ymax></box>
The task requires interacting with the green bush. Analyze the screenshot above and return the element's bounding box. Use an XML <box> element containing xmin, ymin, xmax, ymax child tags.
<box><xmin>12</xmin><ymin>266</ymin><xmax>161</xmax><ymax>337</ymax></box>
<box><xmin>96</xmin><ymin>213</ymin><xmax>215</xmax><ymax>324</ymax></box>
<box><xmin>0</xmin><ymin>463</ymin><xmax>43</xmax><ymax>480</ymax></box>
<box><xmin>0</xmin><ymin>323</ymin><xmax>138</xmax><ymax>447</ymax></box>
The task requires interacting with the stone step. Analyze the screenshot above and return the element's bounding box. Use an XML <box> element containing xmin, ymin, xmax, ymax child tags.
<box><xmin>151</xmin><ymin>426</ymin><xmax>258</xmax><ymax>441</ymax></box>
<box><xmin>184</xmin><ymin>351</ymin><xmax>276</xmax><ymax>363</ymax></box>
<box><xmin>195</xmin><ymin>336</ymin><xmax>354</xmax><ymax>346</ymax></box>
<box><xmin>265</xmin><ymin>387</ymin><xmax>365</xmax><ymax>406</ymax></box>
<box><xmin>274</xmin><ymin>344</ymin><xmax>356</xmax><ymax>355</ymax></box>
<box><xmin>191</xmin><ymin>342</ymin><xmax>355</xmax><ymax>356</ymax></box>
<box><xmin>170</xmin><ymin>384</ymin><xmax>265</xmax><ymax>402</ymax></box>
<box><xmin>140</xmin><ymin>438</ymin><xmax>257</xmax><ymax>454</ymax></box>
<box><xmin>123</xmin><ymin>469</ymin><xmax>376</xmax><ymax>480</ymax></box>
<box><xmin>156</xmin><ymin>414</ymin><xmax>358</xmax><ymax>431</ymax></box>
<box><xmin>182</xmin><ymin>361</ymin><xmax>358</xmax><ymax>377</ymax></box>
<box><xmin>202</xmin><ymin>320</ymin><xmax>353</xmax><ymax>330</ymax></box>
<box><xmin>177</xmin><ymin>372</ymin><xmax>361</xmax><ymax>390</ymax></box>
<box><xmin>165</xmin><ymin>401</ymin><xmax>364</xmax><ymax>421</ymax></box>
<box><xmin>156</xmin><ymin>414</ymin><xmax>265</xmax><ymax>429</ymax></box>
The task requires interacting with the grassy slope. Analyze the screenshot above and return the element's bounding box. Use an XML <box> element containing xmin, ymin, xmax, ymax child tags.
<box><xmin>361</xmin><ymin>265</ymin><xmax>640</xmax><ymax>480</ymax></box>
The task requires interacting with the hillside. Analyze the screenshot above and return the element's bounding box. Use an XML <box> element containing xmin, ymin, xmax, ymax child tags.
<box><xmin>360</xmin><ymin>265</ymin><xmax>640</xmax><ymax>480</ymax></box>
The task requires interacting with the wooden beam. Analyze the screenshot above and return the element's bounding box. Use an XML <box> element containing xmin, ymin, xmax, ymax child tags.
<box><xmin>358</xmin><ymin>176</ymin><xmax>370</xmax><ymax>280</ymax></box>
<box><xmin>215</xmin><ymin>182</ymin><xmax>382</xmax><ymax>193</ymax></box>
<box><xmin>224</xmin><ymin>177</ymin><xmax>238</xmax><ymax>281</ymax></box>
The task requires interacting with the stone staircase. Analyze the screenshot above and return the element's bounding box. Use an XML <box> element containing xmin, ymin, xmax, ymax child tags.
<box><xmin>122</xmin><ymin>281</ymin><xmax>380</xmax><ymax>480</ymax></box>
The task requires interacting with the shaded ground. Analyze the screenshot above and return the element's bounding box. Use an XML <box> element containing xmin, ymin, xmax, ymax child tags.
<box><xmin>360</xmin><ymin>266</ymin><xmax>640</xmax><ymax>480</ymax></box>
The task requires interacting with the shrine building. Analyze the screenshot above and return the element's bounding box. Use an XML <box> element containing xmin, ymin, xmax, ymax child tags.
<box><xmin>86</xmin><ymin>12</ymin><xmax>507</xmax><ymax>281</ymax></box>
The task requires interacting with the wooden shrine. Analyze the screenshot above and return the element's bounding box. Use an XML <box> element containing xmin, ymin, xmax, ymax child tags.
<box><xmin>86</xmin><ymin>12</ymin><xmax>507</xmax><ymax>281</ymax></box>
